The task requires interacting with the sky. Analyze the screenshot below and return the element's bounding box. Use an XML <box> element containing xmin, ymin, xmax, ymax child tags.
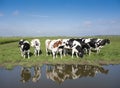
<box><xmin>0</xmin><ymin>0</ymin><xmax>120</xmax><ymax>37</ymax></box>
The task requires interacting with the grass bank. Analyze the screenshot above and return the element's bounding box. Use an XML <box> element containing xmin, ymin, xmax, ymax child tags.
<box><xmin>0</xmin><ymin>35</ymin><xmax>120</xmax><ymax>68</ymax></box>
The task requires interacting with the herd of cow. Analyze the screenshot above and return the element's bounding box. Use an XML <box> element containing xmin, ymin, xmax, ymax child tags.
<box><xmin>18</xmin><ymin>37</ymin><xmax>110</xmax><ymax>59</ymax></box>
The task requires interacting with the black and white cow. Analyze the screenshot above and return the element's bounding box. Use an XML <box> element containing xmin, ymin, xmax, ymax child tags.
<box><xmin>19</xmin><ymin>39</ymin><xmax>30</xmax><ymax>58</ymax></box>
<box><xmin>61</xmin><ymin>39</ymin><xmax>71</xmax><ymax>56</ymax></box>
<box><xmin>73</xmin><ymin>38</ymin><xmax>91</xmax><ymax>55</ymax></box>
<box><xmin>66</xmin><ymin>39</ymin><xmax>84</xmax><ymax>58</ymax></box>
<box><xmin>84</xmin><ymin>38</ymin><xmax>110</xmax><ymax>54</ymax></box>
<box><xmin>62</xmin><ymin>37</ymin><xmax>110</xmax><ymax>57</ymax></box>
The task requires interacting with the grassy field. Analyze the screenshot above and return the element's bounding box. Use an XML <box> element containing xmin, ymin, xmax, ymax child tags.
<box><xmin>0</xmin><ymin>35</ymin><xmax>120</xmax><ymax>68</ymax></box>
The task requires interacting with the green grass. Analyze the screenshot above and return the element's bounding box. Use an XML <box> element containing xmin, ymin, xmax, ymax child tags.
<box><xmin>0</xmin><ymin>35</ymin><xmax>120</xmax><ymax>68</ymax></box>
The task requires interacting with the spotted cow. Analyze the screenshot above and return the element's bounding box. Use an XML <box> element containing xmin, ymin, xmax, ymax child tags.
<box><xmin>19</xmin><ymin>39</ymin><xmax>30</xmax><ymax>58</ymax></box>
<box><xmin>31</xmin><ymin>39</ymin><xmax>41</xmax><ymax>56</ymax></box>
<box><xmin>83</xmin><ymin>38</ymin><xmax>110</xmax><ymax>54</ymax></box>
<box><xmin>45</xmin><ymin>39</ymin><xmax>64</xmax><ymax>59</ymax></box>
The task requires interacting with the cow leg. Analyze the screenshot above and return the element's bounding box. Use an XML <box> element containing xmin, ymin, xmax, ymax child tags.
<box><xmin>46</xmin><ymin>48</ymin><xmax>48</xmax><ymax>56</ymax></box>
<box><xmin>56</xmin><ymin>54</ymin><xmax>57</xmax><ymax>58</ymax></box>
<box><xmin>72</xmin><ymin>49</ymin><xmax>74</xmax><ymax>58</ymax></box>
<box><xmin>34</xmin><ymin>49</ymin><xmax>37</xmax><ymax>56</ymax></box>
<box><xmin>23</xmin><ymin>51</ymin><xmax>26</xmax><ymax>58</ymax></box>
<box><xmin>96</xmin><ymin>47</ymin><xmax>100</xmax><ymax>54</ymax></box>
<box><xmin>27</xmin><ymin>50</ymin><xmax>30</xmax><ymax>59</ymax></box>
<box><xmin>59</xmin><ymin>50</ymin><xmax>63</xmax><ymax>59</ymax></box>
<box><xmin>46</xmin><ymin>48</ymin><xmax>47</xmax><ymax>56</ymax></box>
<box><xmin>21</xmin><ymin>51</ymin><xmax>23</xmax><ymax>57</ymax></box>
<box><xmin>60</xmin><ymin>52</ymin><xmax>62</xmax><ymax>59</ymax></box>
<box><xmin>21</xmin><ymin>51</ymin><xmax>26</xmax><ymax>58</ymax></box>
<box><xmin>20</xmin><ymin>48</ymin><xmax>23</xmax><ymax>57</ymax></box>
<box><xmin>98</xmin><ymin>48</ymin><xmax>100</xmax><ymax>53</ymax></box>
<box><xmin>57</xmin><ymin>49</ymin><xmax>62</xmax><ymax>59</ymax></box>
<box><xmin>63</xmin><ymin>48</ymin><xmax>66</xmax><ymax>56</ymax></box>
<box><xmin>88</xmin><ymin>49</ymin><xmax>91</xmax><ymax>55</ymax></box>
<box><xmin>38</xmin><ymin>50</ymin><xmax>40</xmax><ymax>56</ymax></box>
<box><xmin>76</xmin><ymin>53</ymin><xmax>78</xmax><ymax>58</ymax></box>
<box><xmin>52</xmin><ymin>51</ymin><xmax>55</xmax><ymax>59</ymax></box>
<box><xmin>36</xmin><ymin>46</ymin><xmax>40</xmax><ymax>56</ymax></box>
<box><xmin>84</xmin><ymin>48</ymin><xmax>87</xmax><ymax>54</ymax></box>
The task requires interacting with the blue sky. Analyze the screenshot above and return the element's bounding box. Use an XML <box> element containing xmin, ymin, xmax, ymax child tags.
<box><xmin>0</xmin><ymin>0</ymin><xmax>120</xmax><ymax>36</ymax></box>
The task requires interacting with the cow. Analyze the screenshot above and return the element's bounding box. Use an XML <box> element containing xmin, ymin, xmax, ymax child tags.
<box><xmin>71</xmin><ymin>40</ymin><xmax>84</xmax><ymax>58</ymax></box>
<box><xmin>45</xmin><ymin>39</ymin><xmax>64</xmax><ymax>59</ymax></box>
<box><xmin>19</xmin><ymin>39</ymin><xmax>30</xmax><ymax>58</ymax></box>
<box><xmin>72</xmin><ymin>38</ymin><xmax>91</xmax><ymax>55</ymax></box>
<box><xmin>69</xmin><ymin>38</ymin><xmax>110</xmax><ymax>55</ymax></box>
<box><xmin>64</xmin><ymin>38</ymin><xmax>89</xmax><ymax>58</ymax></box>
<box><xmin>84</xmin><ymin>38</ymin><xmax>110</xmax><ymax>54</ymax></box>
<box><xmin>61</xmin><ymin>39</ymin><xmax>71</xmax><ymax>56</ymax></box>
<box><xmin>31</xmin><ymin>39</ymin><xmax>41</xmax><ymax>56</ymax></box>
<box><xmin>45</xmin><ymin>39</ymin><xmax>52</xmax><ymax>56</ymax></box>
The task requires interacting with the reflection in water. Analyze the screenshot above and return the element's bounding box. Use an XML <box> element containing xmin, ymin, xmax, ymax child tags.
<box><xmin>32</xmin><ymin>66</ymin><xmax>41</xmax><ymax>82</ymax></box>
<box><xmin>46</xmin><ymin>64</ymin><xmax>109</xmax><ymax>84</ymax></box>
<box><xmin>20</xmin><ymin>67</ymin><xmax>31</xmax><ymax>83</ymax></box>
<box><xmin>20</xmin><ymin>64</ymin><xmax>109</xmax><ymax>84</ymax></box>
<box><xmin>20</xmin><ymin>66</ymin><xmax>41</xmax><ymax>83</ymax></box>
<box><xmin>1</xmin><ymin>65</ymin><xmax>120</xmax><ymax>88</ymax></box>
<box><xmin>0</xmin><ymin>65</ymin><xmax>120</xmax><ymax>88</ymax></box>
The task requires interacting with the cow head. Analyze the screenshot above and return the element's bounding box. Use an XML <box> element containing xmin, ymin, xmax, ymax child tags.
<box><xmin>31</xmin><ymin>39</ymin><xmax>40</xmax><ymax>47</ymax></box>
<box><xmin>78</xmin><ymin>51</ymin><xmax>84</xmax><ymax>58</ymax></box>
<box><xmin>19</xmin><ymin>39</ymin><xmax>24</xmax><ymax>47</ymax></box>
<box><xmin>105</xmin><ymin>39</ymin><xmax>110</xmax><ymax>44</ymax></box>
<box><xmin>76</xmin><ymin>45</ymin><xmax>84</xmax><ymax>58</ymax></box>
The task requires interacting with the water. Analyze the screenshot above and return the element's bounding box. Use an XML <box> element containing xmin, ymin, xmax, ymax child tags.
<box><xmin>0</xmin><ymin>64</ymin><xmax>120</xmax><ymax>88</ymax></box>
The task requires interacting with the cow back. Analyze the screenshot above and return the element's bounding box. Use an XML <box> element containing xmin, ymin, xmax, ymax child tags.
<box><xmin>22</xmin><ymin>43</ymin><xmax>30</xmax><ymax>51</ymax></box>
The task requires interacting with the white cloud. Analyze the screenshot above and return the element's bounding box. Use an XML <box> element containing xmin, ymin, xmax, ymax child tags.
<box><xmin>12</xmin><ymin>10</ymin><xmax>19</xmax><ymax>16</ymax></box>
<box><xmin>109</xmin><ymin>20</ymin><xmax>120</xmax><ymax>25</ymax></box>
<box><xmin>83</xmin><ymin>21</ymin><xmax>92</xmax><ymax>27</ymax></box>
<box><xmin>97</xmin><ymin>19</ymin><xmax>120</xmax><ymax>25</ymax></box>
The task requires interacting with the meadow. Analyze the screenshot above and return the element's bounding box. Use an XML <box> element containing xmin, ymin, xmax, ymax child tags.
<box><xmin>0</xmin><ymin>35</ymin><xmax>120</xmax><ymax>68</ymax></box>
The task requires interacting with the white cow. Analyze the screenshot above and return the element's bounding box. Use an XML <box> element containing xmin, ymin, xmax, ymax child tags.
<box><xmin>31</xmin><ymin>39</ymin><xmax>41</xmax><ymax>56</ymax></box>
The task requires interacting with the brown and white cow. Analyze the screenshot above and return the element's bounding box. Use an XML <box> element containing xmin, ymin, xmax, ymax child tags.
<box><xmin>45</xmin><ymin>39</ymin><xmax>64</xmax><ymax>59</ymax></box>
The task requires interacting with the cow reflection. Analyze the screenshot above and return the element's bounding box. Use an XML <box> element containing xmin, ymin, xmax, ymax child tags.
<box><xmin>32</xmin><ymin>66</ymin><xmax>41</xmax><ymax>82</ymax></box>
<box><xmin>20</xmin><ymin>67</ymin><xmax>31</xmax><ymax>83</ymax></box>
<box><xmin>20</xmin><ymin>66</ymin><xmax>41</xmax><ymax>83</ymax></box>
<box><xmin>46</xmin><ymin>64</ymin><xmax>109</xmax><ymax>84</ymax></box>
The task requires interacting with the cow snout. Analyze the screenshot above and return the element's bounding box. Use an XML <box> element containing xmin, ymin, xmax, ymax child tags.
<box><xmin>78</xmin><ymin>52</ymin><xmax>84</xmax><ymax>58</ymax></box>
